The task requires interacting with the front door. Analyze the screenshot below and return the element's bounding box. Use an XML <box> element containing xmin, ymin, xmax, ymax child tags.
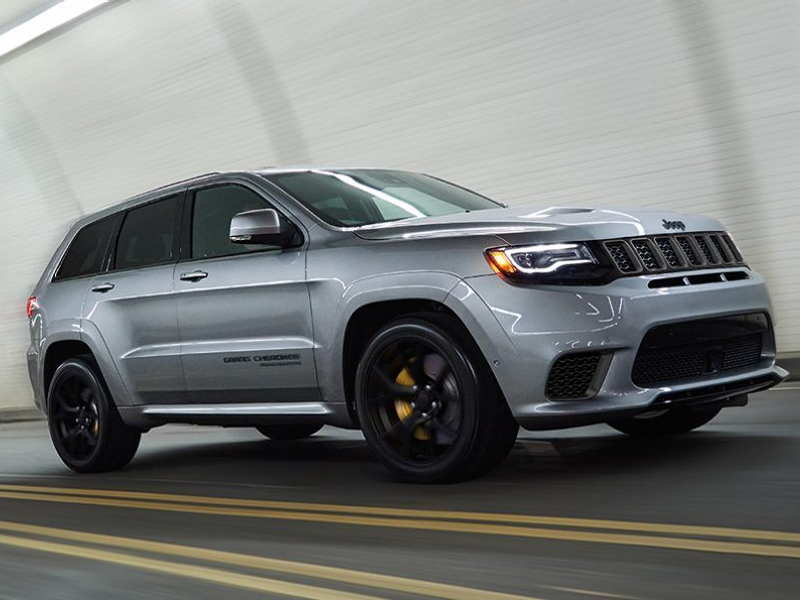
<box><xmin>175</xmin><ymin>182</ymin><xmax>317</xmax><ymax>404</ymax></box>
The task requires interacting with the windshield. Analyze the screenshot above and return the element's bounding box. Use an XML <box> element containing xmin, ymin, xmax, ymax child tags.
<box><xmin>264</xmin><ymin>169</ymin><xmax>501</xmax><ymax>227</ymax></box>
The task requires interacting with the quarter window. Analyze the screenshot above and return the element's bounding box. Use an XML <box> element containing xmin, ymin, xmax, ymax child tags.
<box><xmin>114</xmin><ymin>196</ymin><xmax>181</xmax><ymax>270</ymax></box>
<box><xmin>191</xmin><ymin>185</ymin><xmax>278</xmax><ymax>259</ymax></box>
<box><xmin>55</xmin><ymin>215</ymin><xmax>119</xmax><ymax>280</ymax></box>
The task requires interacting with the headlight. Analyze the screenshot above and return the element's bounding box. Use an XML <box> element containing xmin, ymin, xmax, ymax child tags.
<box><xmin>485</xmin><ymin>242</ymin><xmax>612</xmax><ymax>285</ymax></box>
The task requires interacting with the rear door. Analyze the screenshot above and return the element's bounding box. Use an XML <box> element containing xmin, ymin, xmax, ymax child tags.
<box><xmin>84</xmin><ymin>193</ymin><xmax>186</xmax><ymax>405</ymax></box>
<box><xmin>175</xmin><ymin>180</ymin><xmax>317</xmax><ymax>404</ymax></box>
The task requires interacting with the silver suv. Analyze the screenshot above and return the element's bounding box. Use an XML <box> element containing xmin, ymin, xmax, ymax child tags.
<box><xmin>27</xmin><ymin>169</ymin><xmax>787</xmax><ymax>482</ymax></box>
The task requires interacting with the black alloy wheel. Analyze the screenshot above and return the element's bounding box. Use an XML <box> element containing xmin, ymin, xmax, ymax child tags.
<box><xmin>47</xmin><ymin>357</ymin><xmax>141</xmax><ymax>473</ymax></box>
<box><xmin>50</xmin><ymin>371</ymin><xmax>100</xmax><ymax>461</ymax></box>
<box><xmin>355</xmin><ymin>315</ymin><xmax>519</xmax><ymax>483</ymax></box>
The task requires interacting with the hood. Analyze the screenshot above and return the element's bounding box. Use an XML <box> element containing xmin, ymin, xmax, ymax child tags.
<box><xmin>353</xmin><ymin>204</ymin><xmax>724</xmax><ymax>242</ymax></box>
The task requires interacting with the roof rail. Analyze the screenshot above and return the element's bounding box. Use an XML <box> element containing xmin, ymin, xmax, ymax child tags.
<box><xmin>148</xmin><ymin>171</ymin><xmax>221</xmax><ymax>193</ymax></box>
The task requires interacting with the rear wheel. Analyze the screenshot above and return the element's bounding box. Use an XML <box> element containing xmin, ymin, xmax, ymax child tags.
<box><xmin>256</xmin><ymin>423</ymin><xmax>323</xmax><ymax>441</ymax></box>
<box><xmin>47</xmin><ymin>356</ymin><xmax>140</xmax><ymax>473</ymax></box>
<box><xmin>355</xmin><ymin>315</ymin><xmax>518</xmax><ymax>483</ymax></box>
<box><xmin>608</xmin><ymin>405</ymin><xmax>721</xmax><ymax>437</ymax></box>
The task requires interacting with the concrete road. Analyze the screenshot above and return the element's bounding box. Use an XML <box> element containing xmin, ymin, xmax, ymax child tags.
<box><xmin>0</xmin><ymin>386</ymin><xmax>798</xmax><ymax>599</ymax></box>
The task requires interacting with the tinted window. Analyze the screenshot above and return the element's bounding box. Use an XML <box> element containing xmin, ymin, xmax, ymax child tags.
<box><xmin>55</xmin><ymin>215</ymin><xmax>119</xmax><ymax>280</ymax></box>
<box><xmin>265</xmin><ymin>170</ymin><xmax>500</xmax><ymax>227</ymax></box>
<box><xmin>114</xmin><ymin>196</ymin><xmax>180</xmax><ymax>270</ymax></box>
<box><xmin>191</xmin><ymin>185</ymin><xmax>276</xmax><ymax>259</ymax></box>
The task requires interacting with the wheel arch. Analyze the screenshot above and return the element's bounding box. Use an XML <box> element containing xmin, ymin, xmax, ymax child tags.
<box><xmin>43</xmin><ymin>339</ymin><xmax>94</xmax><ymax>403</ymax></box>
<box><xmin>339</xmin><ymin>298</ymin><xmax>509</xmax><ymax>424</ymax></box>
<box><xmin>41</xmin><ymin>326</ymin><xmax>132</xmax><ymax>410</ymax></box>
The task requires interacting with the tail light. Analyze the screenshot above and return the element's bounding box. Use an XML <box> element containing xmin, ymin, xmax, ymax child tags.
<box><xmin>26</xmin><ymin>296</ymin><xmax>38</xmax><ymax>318</ymax></box>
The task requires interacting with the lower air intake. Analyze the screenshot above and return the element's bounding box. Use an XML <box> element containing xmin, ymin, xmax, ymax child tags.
<box><xmin>632</xmin><ymin>313</ymin><xmax>769</xmax><ymax>387</ymax></box>
<box><xmin>546</xmin><ymin>352</ymin><xmax>604</xmax><ymax>399</ymax></box>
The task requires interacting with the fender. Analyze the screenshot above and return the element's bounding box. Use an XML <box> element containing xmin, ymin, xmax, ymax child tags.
<box><xmin>311</xmin><ymin>270</ymin><xmax>462</xmax><ymax>409</ymax></box>
<box><xmin>443</xmin><ymin>278</ymin><xmax>526</xmax><ymax>413</ymax></box>
<box><xmin>36</xmin><ymin>324</ymin><xmax>82</xmax><ymax>408</ymax></box>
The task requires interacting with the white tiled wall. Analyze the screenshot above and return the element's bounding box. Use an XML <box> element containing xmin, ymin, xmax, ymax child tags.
<box><xmin>0</xmin><ymin>0</ymin><xmax>797</xmax><ymax>410</ymax></box>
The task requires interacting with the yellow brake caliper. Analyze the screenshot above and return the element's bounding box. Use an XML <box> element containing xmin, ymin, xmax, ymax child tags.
<box><xmin>90</xmin><ymin>402</ymin><xmax>99</xmax><ymax>437</ymax></box>
<box><xmin>394</xmin><ymin>363</ymin><xmax>429</xmax><ymax>440</ymax></box>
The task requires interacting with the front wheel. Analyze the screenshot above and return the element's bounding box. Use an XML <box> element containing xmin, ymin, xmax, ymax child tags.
<box><xmin>608</xmin><ymin>406</ymin><xmax>721</xmax><ymax>437</ymax></box>
<box><xmin>355</xmin><ymin>315</ymin><xmax>519</xmax><ymax>483</ymax></box>
<box><xmin>256</xmin><ymin>423</ymin><xmax>323</xmax><ymax>441</ymax></box>
<box><xmin>47</xmin><ymin>356</ymin><xmax>141</xmax><ymax>473</ymax></box>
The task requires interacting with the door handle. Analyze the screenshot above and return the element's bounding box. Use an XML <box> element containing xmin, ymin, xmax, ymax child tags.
<box><xmin>90</xmin><ymin>282</ymin><xmax>115</xmax><ymax>293</ymax></box>
<box><xmin>179</xmin><ymin>270</ymin><xmax>209</xmax><ymax>282</ymax></box>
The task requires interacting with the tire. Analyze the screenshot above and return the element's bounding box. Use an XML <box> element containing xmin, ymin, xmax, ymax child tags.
<box><xmin>256</xmin><ymin>423</ymin><xmax>323</xmax><ymax>441</ymax></box>
<box><xmin>355</xmin><ymin>314</ymin><xmax>519</xmax><ymax>483</ymax></box>
<box><xmin>47</xmin><ymin>356</ymin><xmax>141</xmax><ymax>473</ymax></box>
<box><xmin>608</xmin><ymin>405</ymin><xmax>721</xmax><ymax>437</ymax></box>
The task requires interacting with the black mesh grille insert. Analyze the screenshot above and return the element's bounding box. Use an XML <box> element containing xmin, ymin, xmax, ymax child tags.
<box><xmin>547</xmin><ymin>352</ymin><xmax>603</xmax><ymax>399</ymax></box>
<box><xmin>675</xmin><ymin>236</ymin><xmax>701</xmax><ymax>265</ymax></box>
<box><xmin>722</xmin><ymin>234</ymin><xmax>742</xmax><ymax>262</ymax></box>
<box><xmin>710</xmin><ymin>234</ymin><xmax>732</xmax><ymax>263</ymax></box>
<box><xmin>604</xmin><ymin>242</ymin><xmax>638</xmax><ymax>273</ymax></box>
<box><xmin>721</xmin><ymin>335</ymin><xmax>763</xmax><ymax>369</ymax></box>
<box><xmin>631</xmin><ymin>314</ymin><xmax>768</xmax><ymax>387</ymax></box>
<box><xmin>694</xmin><ymin>235</ymin><xmax>718</xmax><ymax>264</ymax></box>
<box><xmin>632</xmin><ymin>239</ymin><xmax>661</xmax><ymax>270</ymax></box>
<box><xmin>655</xmin><ymin>237</ymin><xmax>682</xmax><ymax>267</ymax></box>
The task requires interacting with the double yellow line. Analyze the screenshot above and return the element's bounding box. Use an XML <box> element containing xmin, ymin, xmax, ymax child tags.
<box><xmin>0</xmin><ymin>483</ymin><xmax>798</xmax><ymax>559</ymax></box>
<box><xmin>0</xmin><ymin>519</ymin><xmax>540</xmax><ymax>599</ymax></box>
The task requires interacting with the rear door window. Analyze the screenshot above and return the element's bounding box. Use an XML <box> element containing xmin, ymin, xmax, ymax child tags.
<box><xmin>55</xmin><ymin>215</ymin><xmax>120</xmax><ymax>280</ymax></box>
<box><xmin>114</xmin><ymin>195</ymin><xmax>181</xmax><ymax>270</ymax></box>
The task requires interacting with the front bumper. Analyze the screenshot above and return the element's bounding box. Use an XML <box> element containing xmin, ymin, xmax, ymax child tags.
<box><xmin>450</xmin><ymin>268</ymin><xmax>787</xmax><ymax>430</ymax></box>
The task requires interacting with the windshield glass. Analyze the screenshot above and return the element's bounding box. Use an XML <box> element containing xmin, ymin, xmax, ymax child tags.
<box><xmin>264</xmin><ymin>169</ymin><xmax>501</xmax><ymax>227</ymax></box>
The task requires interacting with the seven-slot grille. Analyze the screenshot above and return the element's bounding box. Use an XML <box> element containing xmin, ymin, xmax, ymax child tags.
<box><xmin>602</xmin><ymin>232</ymin><xmax>744</xmax><ymax>275</ymax></box>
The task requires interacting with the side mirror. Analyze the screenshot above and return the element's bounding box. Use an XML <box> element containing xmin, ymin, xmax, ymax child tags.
<box><xmin>229</xmin><ymin>208</ymin><xmax>286</xmax><ymax>245</ymax></box>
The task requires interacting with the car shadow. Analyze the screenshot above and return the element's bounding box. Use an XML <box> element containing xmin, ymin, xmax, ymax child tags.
<box><xmin>113</xmin><ymin>426</ymin><xmax>793</xmax><ymax>489</ymax></box>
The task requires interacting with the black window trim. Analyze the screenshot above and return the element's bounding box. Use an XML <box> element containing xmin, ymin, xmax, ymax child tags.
<box><xmin>108</xmin><ymin>190</ymin><xmax>187</xmax><ymax>274</ymax></box>
<box><xmin>179</xmin><ymin>180</ymin><xmax>305</xmax><ymax>264</ymax></box>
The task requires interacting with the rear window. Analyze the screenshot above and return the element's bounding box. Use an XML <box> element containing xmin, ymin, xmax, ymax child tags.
<box><xmin>114</xmin><ymin>195</ymin><xmax>181</xmax><ymax>270</ymax></box>
<box><xmin>55</xmin><ymin>215</ymin><xmax>120</xmax><ymax>281</ymax></box>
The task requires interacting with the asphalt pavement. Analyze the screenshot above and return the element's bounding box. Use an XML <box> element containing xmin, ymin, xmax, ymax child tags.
<box><xmin>0</xmin><ymin>386</ymin><xmax>798</xmax><ymax>599</ymax></box>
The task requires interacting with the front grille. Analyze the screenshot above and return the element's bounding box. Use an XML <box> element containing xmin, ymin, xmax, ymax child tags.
<box><xmin>547</xmin><ymin>352</ymin><xmax>603</xmax><ymax>399</ymax></box>
<box><xmin>631</xmin><ymin>314</ymin><xmax>768</xmax><ymax>387</ymax></box>
<box><xmin>676</xmin><ymin>236</ymin><xmax>702</xmax><ymax>265</ymax></box>
<box><xmin>710</xmin><ymin>235</ymin><xmax>732</xmax><ymax>263</ymax></box>
<box><xmin>631</xmin><ymin>239</ymin><xmax>662</xmax><ymax>270</ymax></box>
<box><xmin>604</xmin><ymin>242</ymin><xmax>638</xmax><ymax>273</ymax></box>
<box><xmin>694</xmin><ymin>235</ymin><xmax>717</xmax><ymax>264</ymax></box>
<box><xmin>721</xmin><ymin>234</ymin><xmax>742</xmax><ymax>261</ymax></box>
<box><xmin>655</xmin><ymin>237</ymin><xmax>682</xmax><ymax>267</ymax></box>
<box><xmin>601</xmin><ymin>232</ymin><xmax>744</xmax><ymax>276</ymax></box>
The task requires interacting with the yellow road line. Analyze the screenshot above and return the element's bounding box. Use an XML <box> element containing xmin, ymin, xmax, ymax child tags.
<box><xmin>0</xmin><ymin>519</ymin><xmax>540</xmax><ymax>600</ymax></box>
<box><xmin>0</xmin><ymin>490</ymin><xmax>798</xmax><ymax>559</ymax></box>
<box><xmin>546</xmin><ymin>587</ymin><xmax>638</xmax><ymax>599</ymax></box>
<box><xmin>0</xmin><ymin>483</ymin><xmax>797</xmax><ymax>544</ymax></box>
<box><xmin>0</xmin><ymin>532</ymin><xmax>382</xmax><ymax>600</ymax></box>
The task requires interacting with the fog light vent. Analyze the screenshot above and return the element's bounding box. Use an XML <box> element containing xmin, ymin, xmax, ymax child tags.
<box><xmin>546</xmin><ymin>351</ymin><xmax>606</xmax><ymax>399</ymax></box>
